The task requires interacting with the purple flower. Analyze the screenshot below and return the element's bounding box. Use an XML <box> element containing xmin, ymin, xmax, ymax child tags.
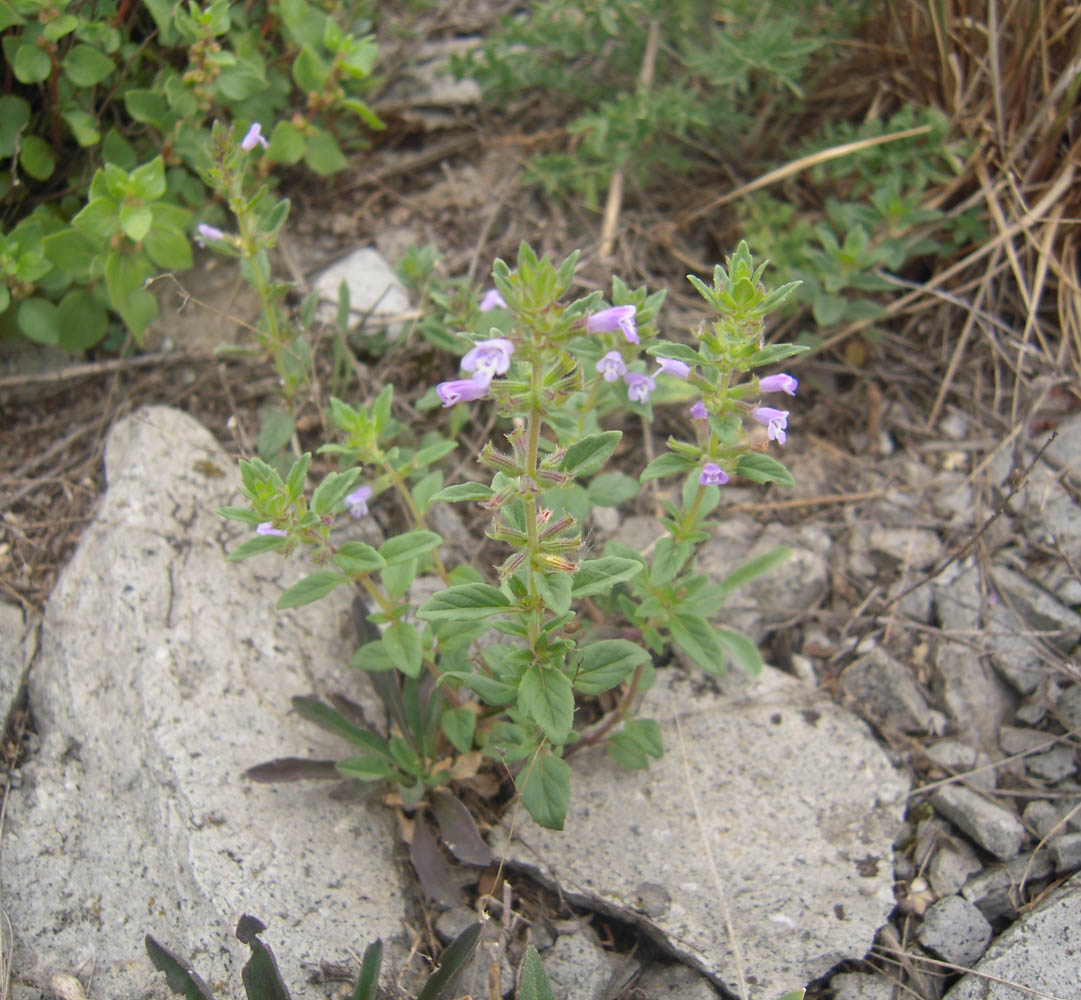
<box><xmin>241</xmin><ymin>122</ymin><xmax>268</xmax><ymax>151</ymax></box>
<box><xmin>596</xmin><ymin>350</ymin><xmax>627</xmax><ymax>383</ymax></box>
<box><xmin>256</xmin><ymin>521</ymin><xmax>287</xmax><ymax>537</ymax></box>
<box><xmin>462</xmin><ymin>338</ymin><xmax>515</xmax><ymax>380</ymax></box>
<box><xmin>759</xmin><ymin>373</ymin><xmax>798</xmax><ymax>396</ymax></box>
<box><xmin>699</xmin><ymin>463</ymin><xmax>730</xmax><ymax>486</ymax></box>
<box><xmin>689</xmin><ymin>401</ymin><xmax>709</xmax><ymax>421</ymax></box>
<box><xmin>587</xmin><ymin>305</ymin><xmax>638</xmax><ymax>344</ymax></box>
<box><xmin>752</xmin><ymin>406</ymin><xmax>789</xmax><ymax>445</ymax></box>
<box><xmin>437</xmin><ymin>376</ymin><xmax>490</xmax><ymax>407</ymax></box>
<box><xmin>623</xmin><ymin>371</ymin><xmax>656</xmax><ymax>404</ymax></box>
<box><xmin>479</xmin><ymin>288</ymin><xmax>507</xmax><ymax>311</ymax></box>
<box><xmin>195</xmin><ymin>223</ymin><xmax>224</xmax><ymax>246</ymax></box>
<box><xmin>654</xmin><ymin>357</ymin><xmax>691</xmax><ymax>380</ymax></box>
<box><xmin>345</xmin><ymin>485</ymin><xmax>373</xmax><ymax>518</ymax></box>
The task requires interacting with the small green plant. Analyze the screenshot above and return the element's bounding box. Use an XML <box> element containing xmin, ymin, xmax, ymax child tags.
<box><xmin>210</xmin><ymin>110</ymin><xmax>805</xmax><ymax>829</ymax></box>
<box><xmin>1</xmin><ymin>0</ymin><xmax>382</xmax><ymax>350</ymax></box>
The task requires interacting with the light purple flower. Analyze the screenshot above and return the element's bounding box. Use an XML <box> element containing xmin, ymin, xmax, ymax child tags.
<box><xmin>462</xmin><ymin>338</ymin><xmax>515</xmax><ymax>380</ymax></box>
<box><xmin>758</xmin><ymin>373</ymin><xmax>798</xmax><ymax>396</ymax></box>
<box><xmin>689</xmin><ymin>400</ymin><xmax>709</xmax><ymax>421</ymax></box>
<box><xmin>752</xmin><ymin>406</ymin><xmax>789</xmax><ymax>445</ymax></box>
<box><xmin>195</xmin><ymin>223</ymin><xmax>224</xmax><ymax>246</ymax></box>
<box><xmin>596</xmin><ymin>350</ymin><xmax>627</xmax><ymax>383</ymax></box>
<box><xmin>654</xmin><ymin>357</ymin><xmax>691</xmax><ymax>380</ymax></box>
<box><xmin>699</xmin><ymin>463</ymin><xmax>730</xmax><ymax>487</ymax></box>
<box><xmin>257</xmin><ymin>521</ymin><xmax>287</xmax><ymax>537</ymax></box>
<box><xmin>345</xmin><ymin>485</ymin><xmax>373</xmax><ymax>518</ymax></box>
<box><xmin>587</xmin><ymin>305</ymin><xmax>638</xmax><ymax>344</ymax></box>
<box><xmin>241</xmin><ymin>122</ymin><xmax>268</xmax><ymax>151</ymax></box>
<box><xmin>479</xmin><ymin>288</ymin><xmax>507</xmax><ymax>311</ymax></box>
<box><xmin>437</xmin><ymin>376</ymin><xmax>490</xmax><ymax>407</ymax></box>
<box><xmin>623</xmin><ymin>371</ymin><xmax>656</xmax><ymax>404</ymax></box>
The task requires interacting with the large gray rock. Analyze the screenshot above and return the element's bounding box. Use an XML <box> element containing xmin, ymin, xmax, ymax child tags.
<box><xmin>946</xmin><ymin>871</ymin><xmax>1081</xmax><ymax>1000</ymax></box>
<box><xmin>930</xmin><ymin>785</ymin><xmax>1026</xmax><ymax>859</ymax></box>
<box><xmin>312</xmin><ymin>247</ymin><xmax>412</xmax><ymax>337</ymax></box>
<box><xmin>2</xmin><ymin>406</ymin><xmax>408</xmax><ymax>999</ymax></box>
<box><xmin>492</xmin><ymin>667</ymin><xmax>908</xmax><ymax>998</ymax></box>
<box><xmin>917</xmin><ymin>895</ymin><xmax>992</xmax><ymax>968</ymax></box>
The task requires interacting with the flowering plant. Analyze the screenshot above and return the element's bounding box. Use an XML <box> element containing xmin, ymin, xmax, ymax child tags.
<box><xmin>211</xmin><ymin>124</ymin><xmax>805</xmax><ymax>830</ymax></box>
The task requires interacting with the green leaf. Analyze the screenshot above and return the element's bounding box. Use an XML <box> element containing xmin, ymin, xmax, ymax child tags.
<box><xmin>571</xmin><ymin>556</ymin><xmax>643</xmax><ymax>597</ymax></box>
<box><xmin>130</xmin><ymin>156</ymin><xmax>167</xmax><ymax>200</ymax></box>
<box><xmin>124</xmin><ymin>88</ymin><xmax>169</xmax><ymax>127</ymax></box>
<box><xmin>332</xmin><ymin>541</ymin><xmax>385</xmax><ymax>574</ymax></box>
<box><xmin>14</xmin><ymin>41</ymin><xmax>50</xmax><ymax>83</ymax></box>
<box><xmin>16</xmin><ymin>297</ymin><xmax>59</xmax><ymax>345</ymax></box>
<box><xmin>641</xmin><ymin>452</ymin><xmax>696</xmax><ymax>482</ymax></box>
<box><xmin>19</xmin><ymin>135</ymin><xmax>56</xmax><ymax>180</ymax></box>
<box><xmin>238</xmin><ymin>919</ymin><xmax>290</xmax><ymax>1000</ymax></box>
<box><xmin>561</xmin><ymin>430</ymin><xmax>621</xmax><ymax>476</ymax></box>
<box><xmin>227</xmin><ymin>535</ymin><xmax>288</xmax><ymax>561</ymax></box>
<box><xmin>748</xmin><ymin>343</ymin><xmax>810</xmax><ymax>366</ymax></box>
<box><xmin>382</xmin><ymin>622</ymin><xmax>422</xmax><ymax>678</ymax></box>
<box><xmin>650</xmin><ymin>537</ymin><xmax>692</xmax><ymax>587</ymax></box>
<box><xmin>518</xmin><ymin>945</ymin><xmax>557</xmax><ymax>1000</ymax></box>
<box><xmin>586</xmin><ymin>472</ymin><xmax>639</xmax><ymax>506</ymax></box>
<box><xmin>518</xmin><ymin>666</ymin><xmax>574</xmax><ymax>744</ymax></box>
<box><xmin>144</xmin><ymin>225</ymin><xmax>193</xmax><ymax>270</ymax></box>
<box><xmin>310</xmin><ymin>467</ymin><xmax>361</xmax><ymax>515</ymax></box>
<box><xmin>644</xmin><ymin>342</ymin><xmax>701</xmax><ymax>363</ymax></box>
<box><xmin>61</xmin><ymin>108</ymin><xmax>101</xmax><ymax>147</ymax></box>
<box><xmin>292</xmin><ymin>695</ymin><xmax>394</xmax><ymax>759</ymax></box>
<box><xmin>336</xmin><ymin>755</ymin><xmax>401</xmax><ymax>781</ymax></box>
<box><xmin>440</xmin><ymin>707</ymin><xmax>475</xmax><ymax>754</ymax></box>
<box><xmin>351</xmin><ymin>940</ymin><xmax>382</xmax><ymax>1000</ymax></box>
<box><xmin>415</xmin><ymin>923</ymin><xmax>482</xmax><ymax>1000</ymax></box>
<box><xmin>120</xmin><ymin>204</ymin><xmax>153</xmax><ymax>243</ymax></box>
<box><xmin>57</xmin><ymin>290</ymin><xmax>108</xmax><ymax>351</ymax></box>
<box><xmin>266</xmin><ymin>121</ymin><xmax>306</xmax><ymax>165</ymax></box>
<box><xmin>535</xmin><ymin>572</ymin><xmax>572</xmax><ymax>616</ymax></box>
<box><xmin>256</xmin><ymin>406</ymin><xmax>294</xmax><ymax>459</ymax></box>
<box><xmin>668</xmin><ymin>613</ymin><xmax>725</xmax><ymax>675</ymax></box>
<box><xmin>735</xmin><ymin>453</ymin><xmax>795</xmax><ymax>486</ymax></box>
<box><xmin>431</xmin><ymin>481</ymin><xmax>493</xmax><ymax>503</ymax></box>
<box><xmin>442</xmin><ymin>670</ymin><xmax>518</xmax><ymax>706</ymax></box>
<box><xmin>411</xmin><ymin>470</ymin><xmax>442</xmax><ymax>515</ymax></box>
<box><xmin>573</xmin><ymin>639</ymin><xmax>650</xmax><ymax>695</ymax></box>
<box><xmin>349</xmin><ymin>639</ymin><xmax>396</xmax><ymax>673</ymax></box>
<box><xmin>718</xmin><ymin>545</ymin><xmax>791</xmax><ymax>596</ymax></box>
<box><xmin>716</xmin><ymin>627</ymin><xmax>763</xmax><ymax>676</ymax></box>
<box><xmin>378</xmin><ymin>529</ymin><xmax>442</xmax><ymax>566</ymax></box>
<box><xmin>292</xmin><ymin>44</ymin><xmax>328</xmax><ymax>92</ymax></box>
<box><xmin>62</xmin><ymin>44</ymin><xmax>114</xmax><ymax>86</ymax></box>
<box><xmin>517</xmin><ymin>751</ymin><xmax>571</xmax><ymax>830</ymax></box>
<box><xmin>0</xmin><ymin>2</ymin><xmax>26</xmax><ymax>30</ymax></box>
<box><xmin>276</xmin><ymin>571</ymin><xmax>345</xmax><ymax>609</ymax></box>
<box><xmin>417</xmin><ymin>584</ymin><xmax>511</xmax><ymax>622</ymax></box>
<box><xmin>0</xmin><ymin>96</ymin><xmax>30</xmax><ymax>158</ymax></box>
<box><xmin>304</xmin><ymin>129</ymin><xmax>348</xmax><ymax>176</ymax></box>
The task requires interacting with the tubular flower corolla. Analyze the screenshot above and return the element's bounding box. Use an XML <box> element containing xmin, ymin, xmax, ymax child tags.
<box><xmin>345</xmin><ymin>485</ymin><xmax>373</xmax><ymax>519</ymax></box>
<box><xmin>596</xmin><ymin>351</ymin><xmax>628</xmax><ymax>383</ymax></box>
<box><xmin>654</xmin><ymin>357</ymin><xmax>691</xmax><ymax>380</ymax></box>
<box><xmin>698</xmin><ymin>463</ymin><xmax>730</xmax><ymax>486</ymax></box>
<box><xmin>479</xmin><ymin>289</ymin><xmax>507</xmax><ymax>311</ymax></box>
<box><xmin>623</xmin><ymin>372</ymin><xmax>656</xmax><ymax>404</ymax></box>
<box><xmin>256</xmin><ymin>521</ymin><xmax>287</xmax><ymax>537</ymax></box>
<box><xmin>752</xmin><ymin>406</ymin><xmax>789</xmax><ymax>445</ymax></box>
<box><xmin>758</xmin><ymin>373</ymin><xmax>798</xmax><ymax>396</ymax></box>
<box><xmin>587</xmin><ymin>305</ymin><xmax>638</xmax><ymax>344</ymax></box>
<box><xmin>437</xmin><ymin>377</ymin><xmax>490</xmax><ymax>407</ymax></box>
<box><xmin>241</xmin><ymin>122</ymin><xmax>269</xmax><ymax>150</ymax></box>
<box><xmin>689</xmin><ymin>401</ymin><xmax>709</xmax><ymax>421</ymax></box>
<box><xmin>462</xmin><ymin>338</ymin><xmax>515</xmax><ymax>380</ymax></box>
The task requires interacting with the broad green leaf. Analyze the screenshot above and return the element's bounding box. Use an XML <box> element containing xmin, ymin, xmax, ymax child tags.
<box><xmin>130</xmin><ymin>156</ymin><xmax>167</xmax><ymax>200</ymax></box>
<box><xmin>650</xmin><ymin>536</ymin><xmax>692</xmax><ymax>587</ymax></box>
<box><xmin>535</xmin><ymin>572</ymin><xmax>572</xmax><ymax>616</ymax></box>
<box><xmin>61</xmin><ymin>108</ymin><xmax>101</xmax><ymax>147</ymax></box>
<box><xmin>561</xmin><ymin>430</ymin><xmax>621</xmax><ymax>476</ymax></box>
<box><xmin>292</xmin><ymin>44</ymin><xmax>328</xmax><ymax>91</ymax></box>
<box><xmin>748</xmin><ymin>343</ymin><xmax>810</xmax><ymax>366</ymax></box>
<box><xmin>417</xmin><ymin>584</ymin><xmax>510</xmax><ymax>622</ymax></box>
<box><xmin>120</xmin><ymin>204</ymin><xmax>153</xmax><ymax>243</ymax></box>
<box><xmin>0</xmin><ymin>96</ymin><xmax>30</xmax><ymax>157</ymax></box>
<box><xmin>16</xmin><ymin>298</ymin><xmax>59</xmax><ymax>345</ymax></box>
<box><xmin>640</xmin><ymin>452</ymin><xmax>696</xmax><ymax>482</ymax></box>
<box><xmin>716</xmin><ymin>627</ymin><xmax>763</xmax><ymax>676</ymax></box>
<box><xmin>304</xmin><ymin>129</ymin><xmax>348</xmax><ymax>176</ymax></box>
<box><xmin>310</xmin><ymin>467</ymin><xmax>361</xmax><ymax>515</ymax></box>
<box><xmin>267</xmin><ymin>120</ymin><xmax>306</xmax><ymax>164</ymax></box>
<box><xmin>644</xmin><ymin>342</ymin><xmax>700</xmax><ymax>363</ymax></box>
<box><xmin>14</xmin><ymin>41</ymin><xmax>50</xmax><ymax>83</ymax></box>
<box><xmin>336</xmin><ymin>755</ymin><xmax>401</xmax><ymax>781</ymax></box>
<box><xmin>735</xmin><ymin>453</ymin><xmax>795</xmax><ymax>486</ymax></box>
<box><xmin>571</xmin><ymin>556</ymin><xmax>643</xmax><ymax>597</ymax></box>
<box><xmin>124</xmin><ymin>89</ymin><xmax>169</xmax><ymax>127</ymax></box>
<box><xmin>668</xmin><ymin>612</ymin><xmax>726</xmax><ymax>675</ymax></box>
<box><xmin>718</xmin><ymin>545</ymin><xmax>791</xmax><ymax>596</ymax></box>
<box><xmin>439</xmin><ymin>707</ymin><xmax>475</xmax><ymax>754</ymax></box>
<box><xmin>382</xmin><ymin>622</ymin><xmax>422</xmax><ymax>678</ymax></box>
<box><xmin>256</xmin><ymin>405</ymin><xmax>294</xmax><ymax>459</ymax></box>
<box><xmin>517</xmin><ymin>751</ymin><xmax>571</xmax><ymax>830</ymax></box>
<box><xmin>276</xmin><ymin>571</ymin><xmax>345</xmax><ymax>609</ymax></box>
<box><xmin>431</xmin><ymin>481</ymin><xmax>493</xmax><ymax>503</ymax></box>
<box><xmin>144</xmin><ymin>225</ymin><xmax>193</xmax><ymax>270</ymax></box>
<box><xmin>411</xmin><ymin>470</ymin><xmax>442</xmax><ymax>515</ymax></box>
<box><xmin>380</xmin><ymin>559</ymin><xmax>416</xmax><ymax>601</ymax></box>
<box><xmin>586</xmin><ymin>472</ymin><xmax>639</xmax><ymax>506</ymax></box>
<box><xmin>349</xmin><ymin>639</ymin><xmax>396</xmax><ymax>673</ymax></box>
<box><xmin>62</xmin><ymin>44</ymin><xmax>114</xmax><ymax>86</ymax></box>
<box><xmin>442</xmin><ymin>670</ymin><xmax>518</xmax><ymax>705</ymax></box>
<box><xmin>19</xmin><ymin>135</ymin><xmax>55</xmax><ymax>180</ymax></box>
<box><xmin>332</xmin><ymin>541</ymin><xmax>385</xmax><ymax>574</ymax></box>
<box><xmin>379</xmin><ymin>529</ymin><xmax>442</xmax><ymax>566</ymax></box>
<box><xmin>518</xmin><ymin>666</ymin><xmax>574</xmax><ymax>744</ymax></box>
<box><xmin>227</xmin><ymin>535</ymin><xmax>288</xmax><ymax>562</ymax></box>
<box><xmin>518</xmin><ymin>945</ymin><xmax>557</xmax><ymax>1000</ymax></box>
<box><xmin>57</xmin><ymin>290</ymin><xmax>108</xmax><ymax>351</ymax></box>
<box><xmin>144</xmin><ymin>935</ymin><xmax>216</xmax><ymax>1000</ymax></box>
<box><xmin>574</xmin><ymin>639</ymin><xmax>650</xmax><ymax>695</ymax></box>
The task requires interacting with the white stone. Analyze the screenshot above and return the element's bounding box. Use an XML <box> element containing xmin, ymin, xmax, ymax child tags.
<box><xmin>492</xmin><ymin>667</ymin><xmax>908</xmax><ymax>997</ymax></box>
<box><xmin>312</xmin><ymin>247</ymin><xmax>412</xmax><ymax>337</ymax></box>
<box><xmin>2</xmin><ymin>406</ymin><xmax>409</xmax><ymax>998</ymax></box>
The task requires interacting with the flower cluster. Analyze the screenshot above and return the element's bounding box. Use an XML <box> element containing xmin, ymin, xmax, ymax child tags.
<box><xmin>437</xmin><ymin>334</ymin><xmax>516</xmax><ymax>407</ymax></box>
